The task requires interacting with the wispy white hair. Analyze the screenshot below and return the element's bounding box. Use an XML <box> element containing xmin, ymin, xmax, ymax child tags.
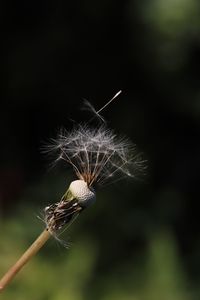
<box><xmin>46</xmin><ymin>124</ymin><xmax>144</xmax><ymax>186</ymax></box>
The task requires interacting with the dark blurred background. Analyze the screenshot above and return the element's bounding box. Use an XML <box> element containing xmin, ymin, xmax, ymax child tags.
<box><xmin>1</xmin><ymin>1</ymin><xmax>200</xmax><ymax>299</ymax></box>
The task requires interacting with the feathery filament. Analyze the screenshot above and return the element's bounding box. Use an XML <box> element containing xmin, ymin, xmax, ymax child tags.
<box><xmin>46</xmin><ymin>124</ymin><xmax>144</xmax><ymax>187</ymax></box>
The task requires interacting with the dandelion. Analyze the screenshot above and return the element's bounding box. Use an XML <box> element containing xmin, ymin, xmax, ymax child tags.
<box><xmin>0</xmin><ymin>93</ymin><xmax>145</xmax><ymax>292</ymax></box>
<box><xmin>41</xmin><ymin>124</ymin><xmax>144</xmax><ymax>236</ymax></box>
<box><xmin>42</xmin><ymin>124</ymin><xmax>144</xmax><ymax>235</ymax></box>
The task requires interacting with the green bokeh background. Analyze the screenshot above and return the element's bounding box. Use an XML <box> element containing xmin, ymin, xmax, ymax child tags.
<box><xmin>1</xmin><ymin>1</ymin><xmax>200</xmax><ymax>299</ymax></box>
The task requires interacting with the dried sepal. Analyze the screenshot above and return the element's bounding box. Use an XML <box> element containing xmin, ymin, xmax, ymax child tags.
<box><xmin>44</xmin><ymin>180</ymin><xmax>96</xmax><ymax>234</ymax></box>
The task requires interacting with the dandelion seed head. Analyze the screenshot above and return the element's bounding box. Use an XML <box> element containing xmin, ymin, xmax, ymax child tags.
<box><xmin>41</xmin><ymin>94</ymin><xmax>146</xmax><ymax>239</ymax></box>
<box><xmin>45</xmin><ymin>124</ymin><xmax>145</xmax><ymax>187</ymax></box>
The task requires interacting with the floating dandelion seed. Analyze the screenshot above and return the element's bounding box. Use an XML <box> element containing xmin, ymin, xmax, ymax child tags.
<box><xmin>0</xmin><ymin>91</ymin><xmax>146</xmax><ymax>292</ymax></box>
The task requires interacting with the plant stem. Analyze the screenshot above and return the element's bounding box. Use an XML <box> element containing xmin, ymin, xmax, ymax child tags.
<box><xmin>0</xmin><ymin>228</ymin><xmax>51</xmax><ymax>292</ymax></box>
